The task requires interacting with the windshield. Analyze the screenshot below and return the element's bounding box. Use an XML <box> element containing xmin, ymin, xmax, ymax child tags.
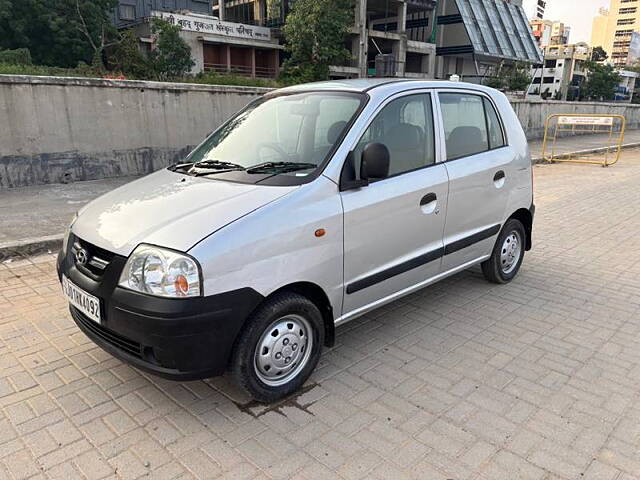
<box><xmin>172</xmin><ymin>91</ymin><xmax>366</xmax><ymax>186</ymax></box>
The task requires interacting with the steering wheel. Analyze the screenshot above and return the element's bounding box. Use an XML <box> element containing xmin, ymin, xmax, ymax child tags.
<box><xmin>257</xmin><ymin>142</ymin><xmax>290</xmax><ymax>162</ymax></box>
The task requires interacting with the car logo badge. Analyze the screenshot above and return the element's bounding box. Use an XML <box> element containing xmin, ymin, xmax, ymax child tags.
<box><xmin>75</xmin><ymin>248</ymin><xmax>89</xmax><ymax>266</ymax></box>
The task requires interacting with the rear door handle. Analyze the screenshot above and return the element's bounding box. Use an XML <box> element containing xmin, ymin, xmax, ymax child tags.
<box><xmin>494</xmin><ymin>170</ymin><xmax>505</xmax><ymax>182</ymax></box>
<box><xmin>420</xmin><ymin>193</ymin><xmax>437</xmax><ymax>206</ymax></box>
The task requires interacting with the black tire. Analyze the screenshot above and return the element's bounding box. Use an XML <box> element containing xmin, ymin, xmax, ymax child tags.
<box><xmin>230</xmin><ymin>292</ymin><xmax>324</xmax><ymax>403</ymax></box>
<box><xmin>481</xmin><ymin>218</ymin><xmax>526</xmax><ymax>284</ymax></box>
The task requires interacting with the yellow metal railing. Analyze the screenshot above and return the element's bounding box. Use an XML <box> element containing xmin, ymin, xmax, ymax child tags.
<box><xmin>541</xmin><ymin>114</ymin><xmax>626</xmax><ymax>167</ymax></box>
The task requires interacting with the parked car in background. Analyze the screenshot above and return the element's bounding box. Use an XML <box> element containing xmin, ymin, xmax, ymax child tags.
<box><xmin>58</xmin><ymin>79</ymin><xmax>534</xmax><ymax>402</ymax></box>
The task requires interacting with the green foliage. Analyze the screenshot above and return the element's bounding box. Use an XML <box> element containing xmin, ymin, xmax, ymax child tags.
<box><xmin>266</xmin><ymin>0</ymin><xmax>282</xmax><ymax>21</ymax></box>
<box><xmin>149</xmin><ymin>18</ymin><xmax>195</xmax><ymax>81</ymax></box>
<box><xmin>192</xmin><ymin>71</ymin><xmax>281</xmax><ymax>88</ymax></box>
<box><xmin>581</xmin><ymin>61</ymin><xmax>620</xmax><ymax>101</ymax></box>
<box><xmin>484</xmin><ymin>62</ymin><xmax>531</xmax><ymax>92</ymax></box>
<box><xmin>281</xmin><ymin>0</ymin><xmax>352</xmax><ymax>83</ymax></box>
<box><xmin>0</xmin><ymin>62</ymin><xmax>88</xmax><ymax>76</ymax></box>
<box><xmin>108</xmin><ymin>30</ymin><xmax>153</xmax><ymax>79</ymax></box>
<box><xmin>0</xmin><ymin>0</ymin><xmax>117</xmax><ymax>68</ymax></box>
<box><xmin>591</xmin><ymin>46</ymin><xmax>608</xmax><ymax>62</ymax></box>
<box><xmin>484</xmin><ymin>77</ymin><xmax>504</xmax><ymax>90</ymax></box>
<box><xmin>0</xmin><ymin>48</ymin><xmax>32</xmax><ymax>65</ymax></box>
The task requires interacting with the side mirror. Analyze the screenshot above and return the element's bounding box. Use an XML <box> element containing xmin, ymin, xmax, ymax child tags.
<box><xmin>361</xmin><ymin>143</ymin><xmax>390</xmax><ymax>180</ymax></box>
<box><xmin>339</xmin><ymin>143</ymin><xmax>390</xmax><ymax>192</ymax></box>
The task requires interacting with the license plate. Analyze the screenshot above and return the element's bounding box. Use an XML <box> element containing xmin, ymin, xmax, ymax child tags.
<box><xmin>62</xmin><ymin>275</ymin><xmax>101</xmax><ymax>324</ymax></box>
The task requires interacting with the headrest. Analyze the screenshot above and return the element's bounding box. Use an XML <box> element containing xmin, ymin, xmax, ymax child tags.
<box><xmin>327</xmin><ymin>121</ymin><xmax>348</xmax><ymax>145</ymax></box>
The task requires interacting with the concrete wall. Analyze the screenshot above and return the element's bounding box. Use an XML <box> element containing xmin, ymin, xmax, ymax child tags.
<box><xmin>511</xmin><ymin>99</ymin><xmax>640</xmax><ymax>140</ymax></box>
<box><xmin>2</xmin><ymin>74</ymin><xmax>640</xmax><ymax>188</ymax></box>
<box><xmin>0</xmin><ymin>76</ymin><xmax>267</xmax><ymax>188</ymax></box>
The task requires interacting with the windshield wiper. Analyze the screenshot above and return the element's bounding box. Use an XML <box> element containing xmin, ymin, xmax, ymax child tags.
<box><xmin>191</xmin><ymin>160</ymin><xmax>245</xmax><ymax>171</ymax></box>
<box><xmin>245</xmin><ymin>161</ymin><xmax>317</xmax><ymax>174</ymax></box>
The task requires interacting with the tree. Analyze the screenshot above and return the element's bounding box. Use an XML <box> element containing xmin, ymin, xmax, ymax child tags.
<box><xmin>591</xmin><ymin>46</ymin><xmax>608</xmax><ymax>63</ymax></box>
<box><xmin>281</xmin><ymin>0</ymin><xmax>352</xmax><ymax>83</ymax></box>
<box><xmin>484</xmin><ymin>62</ymin><xmax>532</xmax><ymax>92</ymax></box>
<box><xmin>107</xmin><ymin>30</ymin><xmax>152</xmax><ymax>79</ymax></box>
<box><xmin>149</xmin><ymin>18</ymin><xmax>194</xmax><ymax>81</ymax></box>
<box><xmin>581</xmin><ymin>61</ymin><xmax>620</xmax><ymax>101</ymax></box>
<box><xmin>0</xmin><ymin>0</ymin><xmax>117</xmax><ymax>68</ymax></box>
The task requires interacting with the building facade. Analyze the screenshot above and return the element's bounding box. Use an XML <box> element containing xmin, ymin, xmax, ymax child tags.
<box><xmin>591</xmin><ymin>1</ymin><xmax>640</xmax><ymax>67</ymax></box>
<box><xmin>528</xmin><ymin>42</ymin><xmax>591</xmax><ymax>100</ymax></box>
<box><xmin>115</xmin><ymin>0</ymin><xmax>282</xmax><ymax>78</ymax></box>
<box><xmin>434</xmin><ymin>0</ymin><xmax>542</xmax><ymax>83</ymax></box>
<box><xmin>530</xmin><ymin>19</ymin><xmax>570</xmax><ymax>48</ymax></box>
<box><xmin>332</xmin><ymin>0</ymin><xmax>438</xmax><ymax>79</ymax></box>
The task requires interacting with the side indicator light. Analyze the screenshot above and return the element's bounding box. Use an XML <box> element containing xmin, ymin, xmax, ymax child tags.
<box><xmin>315</xmin><ymin>229</ymin><xmax>326</xmax><ymax>238</ymax></box>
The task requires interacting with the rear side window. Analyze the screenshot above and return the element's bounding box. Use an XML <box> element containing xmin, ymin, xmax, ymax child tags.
<box><xmin>439</xmin><ymin>93</ymin><xmax>505</xmax><ymax>160</ymax></box>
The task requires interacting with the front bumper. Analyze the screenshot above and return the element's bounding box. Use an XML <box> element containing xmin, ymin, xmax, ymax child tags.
<box><xmin>57</xmin><ymin>237</ymin><xmax>264</xmax><ymax>380</ymax></box>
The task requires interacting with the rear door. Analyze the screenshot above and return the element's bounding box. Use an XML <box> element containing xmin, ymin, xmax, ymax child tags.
<box><xmin>435</xmin><ymin>90</ymin><xmax>513</xmax><ymax>271</ymax></box>
<box><xmin>340</xmin><ymin>92</ymin><xmax>449</xmax><ymax>319</ymax></box>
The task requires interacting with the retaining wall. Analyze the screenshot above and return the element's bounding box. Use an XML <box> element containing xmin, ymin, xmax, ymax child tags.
<box><xmin>2</xmin><ymin>75</ymin><xmax>640</xmax><ymax>188</ymax></box>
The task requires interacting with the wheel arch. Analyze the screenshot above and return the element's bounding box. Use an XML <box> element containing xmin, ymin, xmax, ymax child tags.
<box><xmin>266</xmin><ymin>282</ymin><xmax>335</xmax><ymax>348</ymax></box>
<box><xmin>507</xmin><ymin>207</ymin><xmax>533</xmax><ymax>250</ymax></box>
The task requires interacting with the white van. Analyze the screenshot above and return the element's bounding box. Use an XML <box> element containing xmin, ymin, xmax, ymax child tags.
<box><xmin>58</xmin><ymin>79</ymin><xmax>534</xmax><ymax>402</ymax></box>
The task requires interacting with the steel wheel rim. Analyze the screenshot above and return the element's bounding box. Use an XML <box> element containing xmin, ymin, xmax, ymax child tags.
<box><xmin>254</xmin><ymin>314</ymin><xmax>313</xmax><ymax>387</ymax></box>
<box><xmin>500</xmin><ymin>230</ymin><xmax>522</xmax><ymax>275</ymax></box>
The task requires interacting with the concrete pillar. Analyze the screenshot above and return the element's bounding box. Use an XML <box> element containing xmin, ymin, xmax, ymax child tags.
<box><xmin>251</xmin><ymin>48</ymin><xmax>256</xmax><ymax>78</ymax></box>
<box><xmin>395</xmin><ymin>2</ymin><xmax>408</xmax><ymax>76</ymax></box>
<box><xmin>356</xmin><ymin>0</ymin><xmax>368</xmax><ymax>77</ymax></box>
<box><xmin>225</xmin><ymin>44</ymin><xmax>231</xmax><ymax>73</ymax></box>
<box><xmin>217</xmin><ymin>0</ymin><xmax>225</xmax><ymax>20</ymax></box>
<box><xmin>254</xmin><ymin>0</ymin><xmax>264</xmax><ymax>25</ymax></box>
<box><xmin>273</xmin><ymin>49</ymin><xmax>280</xmax><ymax>77</ymax></box>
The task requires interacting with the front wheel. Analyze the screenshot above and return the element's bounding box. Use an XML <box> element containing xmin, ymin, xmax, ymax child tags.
<box><xmin>230</xmin><ymin>292</ymin><xmax>324</xmax><ymax>403</ymax></box>
<box><xmin>481</xmin><ymin>219</ymin><xmax>526</xmax><ymax>284</ymax></box>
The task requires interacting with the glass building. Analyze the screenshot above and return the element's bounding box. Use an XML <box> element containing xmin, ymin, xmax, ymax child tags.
<box><xmin>435</xmin><ymin>0</ymin><xmax>543</xmax><ymax>82</ymax></box>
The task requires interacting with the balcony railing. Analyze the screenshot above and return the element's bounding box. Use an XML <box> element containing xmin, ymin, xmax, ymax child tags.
<box><xmin>204</xmin><ymin>63</ymin><xmax>276</xmax><ymax>78</ymax></box>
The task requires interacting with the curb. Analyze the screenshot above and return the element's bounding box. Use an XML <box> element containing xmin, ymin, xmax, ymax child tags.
<box><xmin>2</xmin><ymin>142</ymin><xmax>640</xmax><ymax>261</ymax></box>
<box><xmin>531</xmin><ymin>141</ymin><xmax>640</xmax><ymax>164</ymax></box>
<box><xmin>0</xmin><ymin>235</ymin><xmax>63</xmax><ymax>262</ymax></box>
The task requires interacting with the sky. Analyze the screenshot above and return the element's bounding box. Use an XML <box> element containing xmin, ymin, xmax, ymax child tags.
<box><xmin>522</xmin><ymin>0</ymin><xmax>609</xmax><ymax>43</ymax></box>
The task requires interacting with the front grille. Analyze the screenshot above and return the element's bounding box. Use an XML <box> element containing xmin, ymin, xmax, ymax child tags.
<box><xmin>71</xmin><ymin>307</ymin><xmax>142</xmax><ymax>359</ymax></box>
<box><xmin>71</xmin><ymin>236</ymin><xmax>115</xmax><ymax>278</ymax></box>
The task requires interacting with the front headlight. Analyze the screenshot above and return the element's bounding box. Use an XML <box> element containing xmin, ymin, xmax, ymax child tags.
<box><xmin>119</xmin><ymin>245</ymin><xmax>201</xmax><ymax>298</ymax></box>
<box><xmin>62</xmin><ymin>212</ymin><xmax>78</xmax><ymax>254</ymax></box>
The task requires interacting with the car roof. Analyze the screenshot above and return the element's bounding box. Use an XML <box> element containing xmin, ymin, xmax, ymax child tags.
<box><xmin>273</xmin><ymin>78</ymin><xmax>495</xmax><ymax>95</ymax></box>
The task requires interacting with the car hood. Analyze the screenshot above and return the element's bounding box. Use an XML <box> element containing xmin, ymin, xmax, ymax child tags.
<box><xmin>72</xmin><ymin>169</ymin><xmax>297</xmax><ymax>256</ymax></box>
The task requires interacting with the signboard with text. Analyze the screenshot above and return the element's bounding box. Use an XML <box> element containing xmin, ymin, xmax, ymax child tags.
<box><xmin>152</xmin><ymin>11</ymin><xmax>271</xmax><ymax>42</ymax></box>
<box><xmin>557</xmin><ymin>116</ymin><xmax>614</xmax><ymax>126</ymax></box>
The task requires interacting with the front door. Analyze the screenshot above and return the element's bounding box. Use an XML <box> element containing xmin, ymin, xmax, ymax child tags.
<box><xmin>436</xmin><ymin>91</ymin><xmax>512</xmax><ymax>271</ymax></box>
<box><xmin>341</xmin><ymin>93</ymin><xmax>449</xmax><ymax>318</ymax></box>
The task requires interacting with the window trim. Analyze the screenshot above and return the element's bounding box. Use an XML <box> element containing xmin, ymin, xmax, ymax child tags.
<box><xmin>434</xmin><ymin>88</ymin><xmax>508</xmax><ymax>163</ymax></box>
<box><xmin>340</xmin><ymin>90</ymin><xmax>443</xmax><ymax>187</ymax></box>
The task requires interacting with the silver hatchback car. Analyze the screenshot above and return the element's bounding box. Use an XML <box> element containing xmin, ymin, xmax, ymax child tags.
<box><xmin>58</xmin><ymin>79</ymin><xmax>534</xmax><ymax>402</ymax></box>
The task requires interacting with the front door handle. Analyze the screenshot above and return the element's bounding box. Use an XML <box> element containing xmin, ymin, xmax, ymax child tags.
<box><xmin>494</xmin><ymin>170</ymin><xmax>505</xmax><ymax>182</ymax></box>
<box><xmin>420</xmin><ymin>193</ymin><xmax>437</xmax><ymax>206</ymax></box>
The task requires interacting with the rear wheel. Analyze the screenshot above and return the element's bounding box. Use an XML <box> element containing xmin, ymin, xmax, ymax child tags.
<box><xmin>231</xmin><ymin>292</ymin><xmax>324</xmax><ymax>403</ymax></box>
<box><xmin>481</xmin><ymin>219</ymin><xmax>526</xmax><ymax>284</ymax></box>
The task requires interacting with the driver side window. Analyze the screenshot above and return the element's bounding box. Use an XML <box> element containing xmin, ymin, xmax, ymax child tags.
<box><xmin>353</xmin><ymin>93</ymin><xmax>435</xmax><ymax>178</ymax></box>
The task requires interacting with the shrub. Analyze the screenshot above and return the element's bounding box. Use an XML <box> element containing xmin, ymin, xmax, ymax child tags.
<box><xmin>0</xmin><ymin>48</ymin><xmax>32</xmax><ymax>65</ymax></box>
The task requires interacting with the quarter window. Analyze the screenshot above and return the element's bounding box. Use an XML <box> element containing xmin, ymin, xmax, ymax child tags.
<box><xmin>354</xmin><ymin>94</ymin><xmax>435</xmax><ymax>178</ymax></box>
<box><xmin>484</xmin><ymin>98</ymin><xmax>505</xmax><ymax>149</ymax></box>
<box><xmin>439</xmin><ymin>93</ymin><xmax>505</xmax><ymax>160</ymax></box>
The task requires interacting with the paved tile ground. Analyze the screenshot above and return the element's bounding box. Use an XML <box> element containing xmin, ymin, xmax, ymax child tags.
<box><xmin>1</xmin><ymin>151</ymin><xmax>640</xmax><ymax>479</ymax></box>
